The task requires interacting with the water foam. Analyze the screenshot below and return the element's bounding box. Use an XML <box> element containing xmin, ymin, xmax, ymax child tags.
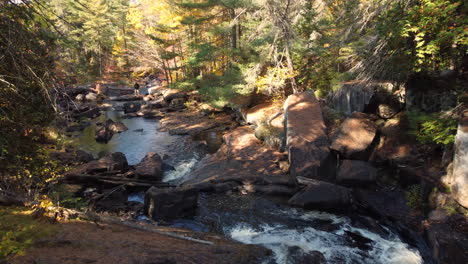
<box><xmin>163</xmin><ymin>157</ymin><xmax>199</xmax><ymax>182</ymax></box>
<box><xmin>227</xmin><ymin>209</ymin><xmax>423</xmax><ymax>264</ymax></box>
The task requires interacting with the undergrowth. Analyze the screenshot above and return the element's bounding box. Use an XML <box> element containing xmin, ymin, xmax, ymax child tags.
<box><xmin>0</xmin><ymin>206</ymin><xmax>58</xmax><ymax>259</ymax></box>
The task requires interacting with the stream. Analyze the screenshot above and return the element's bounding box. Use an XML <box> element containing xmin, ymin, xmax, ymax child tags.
<box><xmin>73</xmin><ymin>99</ymin><xmax>431</xmax><ymax>264</ymax></box>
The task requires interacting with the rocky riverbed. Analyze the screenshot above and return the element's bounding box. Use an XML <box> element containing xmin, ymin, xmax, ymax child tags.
<box><xmin>44</xmin><ymin>81</ymin><xmax>467</xmax><ymax>264</ymax></box>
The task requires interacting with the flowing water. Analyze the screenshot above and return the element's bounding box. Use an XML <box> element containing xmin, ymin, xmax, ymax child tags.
<box><xmin>73</xmin><ymin>100</ymin><xmax>431</xmax><ymax>264</ymax></box>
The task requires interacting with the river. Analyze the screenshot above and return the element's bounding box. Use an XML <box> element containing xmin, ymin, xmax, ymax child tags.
<box><xmin>73</xmin><ymin>98</ymin><xmax>431</xmax><ymax>264</ymax></box>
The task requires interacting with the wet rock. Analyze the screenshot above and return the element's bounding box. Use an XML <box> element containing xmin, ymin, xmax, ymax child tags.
<box><xmin>65</xmin><ymin>152</ymin><xmax>128</xmax><ymax>175</ymax></box>
<box><xmin>286</xmin><ymin>246</ymin><xmax>325</xmax><ymax>264</ymax></box>
<box><xmin>284</xmin><ymin>91</ymin><xmax>334</xmax><ymax>181</ymax></box>
<box><xmin>330</xmin><ymin>112</ymin><xmax>377</xmax><ymax>160</ymax></box>
<box><xmin>135</xmin><ymin>152</ymin><xmax>163</xmax><ymax>181</ymax></box>
<box><xmin>442</xmin><ymin>115</ymin><xmax>468</xmax><ymax>207</ymax></box>
<box><xmin>144</xmin><ymin>186</ymin><xmax>198</xmax><ymax>221</ymax></box>
<box><xmin>85</xmin><ymin>92</ymin><xmax>98</xmax><ymax>101</ymax></box>
<box><xmin>337</xmin><ymin>160</ymin><xmax>377</xmax><ymax>185</ymax></box>
<box><xmin>123</xmin><ymin>102</ymin><xmax>142</xmax><ymax>113</ymax></box>
<box><xmin>288</xmin><ymin>179</ymin><xmax>352</xmax><ymax>212</ymax></box>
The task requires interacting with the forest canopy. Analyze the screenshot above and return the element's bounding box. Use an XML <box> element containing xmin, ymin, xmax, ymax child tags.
<box><xmin>0</xmin><ymin>0</ymin><xmax>467</xmax><ymax>196</ymax></box>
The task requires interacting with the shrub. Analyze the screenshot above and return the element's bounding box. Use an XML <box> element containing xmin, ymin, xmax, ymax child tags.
<box><xmin>407</xmin><ymin>109</ymin><xmax>457</xmax><ymax>145</ymax></box>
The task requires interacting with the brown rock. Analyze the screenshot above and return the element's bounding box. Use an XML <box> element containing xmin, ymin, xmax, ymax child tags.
<box><xmin>330</xmin><ymin>112</ymin><xmax>377</xmax><ymax>160</ymax></box>
<box><xmin>284</xmin><ymin>91</ymin><xmax>334</xmax><ymax>181</ymax></box>
<box><xmin>135</xmin><ymin>152</ymin><xmax>163</xmax><ymax>181</ymax></box>
<box><xmin>185</xmin><ymin>126</ymin><xmax>293</xmax><ymax>193</ymax></box>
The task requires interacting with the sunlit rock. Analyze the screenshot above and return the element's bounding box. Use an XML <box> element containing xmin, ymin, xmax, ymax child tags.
<box><xmin>284</xmin><ymin>91</ymin><xmax>334</xmax><ymax>181</ymax></box>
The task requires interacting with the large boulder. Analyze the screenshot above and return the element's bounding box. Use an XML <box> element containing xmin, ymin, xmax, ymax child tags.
<box><xmin>123</xmin><ymin>102</ymin><xmax>142</xmax><ymax>113</ymax></box>
<box><xmin>330</xmin><ymin>112</ymin><xmax>377</xmax><ymax>160</ymax></box>
<box><xmin>288</xmin><ymin>179</ymin><xmax>352</xmax><ymax>212</ymax></box>
<box><xmin>243</xmin><ymin>102</ymin><xmax>281</xmax><ymax>126</ymax></box>
<box><xmin>65</xmin><ymin>152</ymin><xmax>128</xmax><ymax>175</ymax></box>
<box><xmin>328</xmin><ymin>81</ymin><xmax>404</xmax><ymax>118</ymax></box>
<box><xmin>337</xmin><ymin>160</ymin><xmax>377</xmax><ymax>185</ymax></box>
<box><xmin>134</xmin><ymin>152</ymin><xmax>163</xmax><ymax>181</ymax></box>
<box><xmin>284</xmin><ymin>91</ymin><xmax>334</xmax><ymax>181</ymax></box>
<box><xmin>185</xmin><ymin>126</ymin><xmax>293</xmax><ymax>194</ymax></box>
<box><xmin>144</xmin><ymin>186</ymin><xmax>198</xmax><ymax>221</ymax></box>
<box><xmin>443</xmin><ymin>114</ymin><xmax>468</xmax><ymax>207</ymax></box>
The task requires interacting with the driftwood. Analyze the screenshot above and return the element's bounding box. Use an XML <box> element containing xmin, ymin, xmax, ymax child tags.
<box><xmin>46</xmin><ymin>206</ymin><xmax>213</xmax><ymax>246</ymax></box>
<box><xmin>61</xmin><ymin>173</ymin><xmax>173</xmax><ymax>188</ymax></box>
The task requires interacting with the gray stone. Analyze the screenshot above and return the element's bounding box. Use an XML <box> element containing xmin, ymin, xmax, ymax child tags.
<box><xmin>337</xmin><ymin>160</ymin><xmax>377</xmax><ymax>185</ymax></box>
<box><xmin>442</xmin><ymin>116</ymin><xmax>468</xmax><ymax>207</ymax></box>
<box><xmin>284</xmin><ymin>91</ymin><xmax>334</xmax><ymax>181</ymax></box>
<box><xmin>144</xmin><ymin>186</ymin><xmax>198</xmax><ymax>221</ymax></box>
